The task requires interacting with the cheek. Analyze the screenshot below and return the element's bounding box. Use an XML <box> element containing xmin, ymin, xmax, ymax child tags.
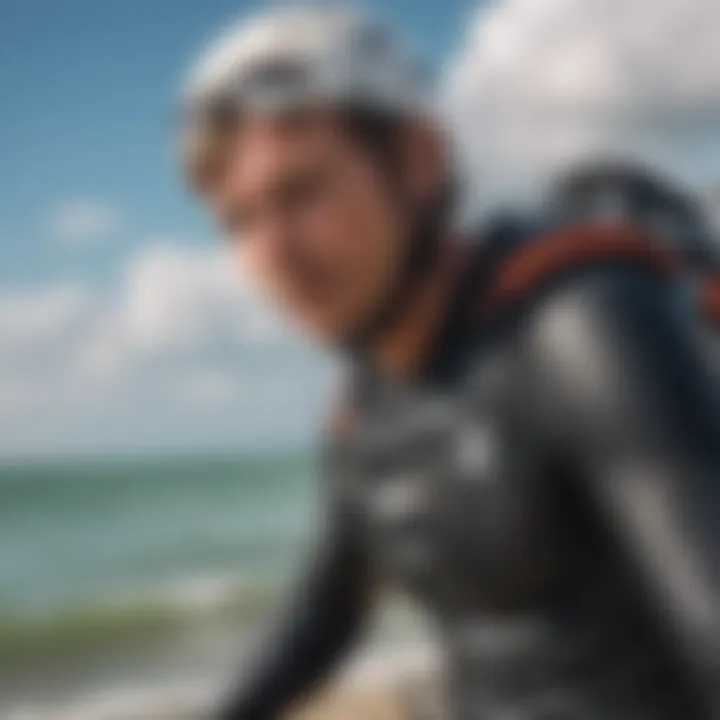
<box><xmin>341</xmin><ymin>175</ymin><xmax>406</xmax><ymax>301</ymax></box>
<box><xmin>303</xmin><ymin>166</ymin><xmax>403</xmax><ymax>289</ymax></box>
<box><xmin>290</xmin><ymin>182</ymin><xmax>355</xmax><ymax>258</ymax></box>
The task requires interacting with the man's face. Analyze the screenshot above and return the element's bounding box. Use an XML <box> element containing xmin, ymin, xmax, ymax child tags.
<box><xmin>205</xmin><ymin>112</ymin><xmax>408</xmax><ymax>342</ymax></box>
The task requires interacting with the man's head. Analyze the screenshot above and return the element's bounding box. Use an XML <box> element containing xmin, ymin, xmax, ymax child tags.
<box><xmin>180</xmin><ymin>7</ymin><xmax>451</xmax><ymax>343</ymax></box>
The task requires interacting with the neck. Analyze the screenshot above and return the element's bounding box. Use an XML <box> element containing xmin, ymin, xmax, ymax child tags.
<box><xmin>367</xmin><ymin>238</ymin><xmax>464</xmax><ymax>379</ymax></box>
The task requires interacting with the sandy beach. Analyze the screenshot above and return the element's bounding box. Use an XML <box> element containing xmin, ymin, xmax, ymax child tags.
<box><xmin>9</xmin><ymin>646</ymin><xmax>441</xmax><ymax>720</ymax></box>
<box><xmin>297</xmin><ymin>647</ymin><xmax>441</xmax><ymax>720</ymax></box>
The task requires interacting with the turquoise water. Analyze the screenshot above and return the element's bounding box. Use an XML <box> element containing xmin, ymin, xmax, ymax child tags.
<box><xmin>0</xmin><ymin>453</ymin><xmax>320</xmax><ymax>712</ymax></box>
<box><xmin>0</xmin><ymin>454</ymin><xmax>318</xmax><ymax>614</ymax></box>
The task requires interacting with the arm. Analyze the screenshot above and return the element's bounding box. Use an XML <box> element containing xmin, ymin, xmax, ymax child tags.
<box><xmin>216</xmin><ymin>448</ymin><xmax>373</xmax><ymax>720</ymax></box>
<box><xmin>522</xmin><ymin>266</ymin><xmax>720</xmax><ymax>715</ymax></box>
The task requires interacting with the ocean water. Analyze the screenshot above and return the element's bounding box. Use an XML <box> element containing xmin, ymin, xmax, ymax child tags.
<box><xmin>0</xmin><ymin>453</ymin><xmax>321</xmax><ymax>716</ymax></box>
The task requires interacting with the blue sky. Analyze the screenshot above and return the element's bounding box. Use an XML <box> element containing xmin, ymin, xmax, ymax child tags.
<box><xmin>0</xmin><ymin>0</ymin><xmax>477</xmax><ymax>286</ymax></box>
<box><xmin>0</xmin><ymin>0</ymin><xmax>480</xmax><ymax>457</ymax></box>
<box><xmin>2</xmin><ymin>0</ymin><xmax>719</xmax><ymax>458</ymax></box>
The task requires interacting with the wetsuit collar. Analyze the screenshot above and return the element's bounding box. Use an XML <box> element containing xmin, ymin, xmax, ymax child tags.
<box><xmin>423</xmin><ymin>216</ymin><xmax>532</xmax><ymax>383</ymax></box>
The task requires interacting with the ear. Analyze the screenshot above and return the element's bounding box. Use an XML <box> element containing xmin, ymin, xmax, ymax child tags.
<box><xmin>399</xmin><ymin>120</ymin><xmax>449</xmax><ymax>205</ymax></box>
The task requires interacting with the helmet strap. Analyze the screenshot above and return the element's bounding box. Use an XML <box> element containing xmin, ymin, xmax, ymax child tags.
<box><xmin>341</xmin><ymin>183</ymin><xmax>453</xmax><ymax>355</ymax></box>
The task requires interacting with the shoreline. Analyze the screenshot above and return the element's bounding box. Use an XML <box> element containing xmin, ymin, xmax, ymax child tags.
<box><xmin>8</xmin><ymin>644</ymin><xmax>439</xmax><ymax>720</ymax></box>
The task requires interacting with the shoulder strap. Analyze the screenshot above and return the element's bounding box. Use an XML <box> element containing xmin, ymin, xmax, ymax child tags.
<box><xmin>702</xmin><ymin>277</ymin><xmax>720</xmax><ymax>327</ymax></box>
<box><xmin>478</xmin><ymin>223</ymin><xmax>678</xmax><ymax>321</ymax></box>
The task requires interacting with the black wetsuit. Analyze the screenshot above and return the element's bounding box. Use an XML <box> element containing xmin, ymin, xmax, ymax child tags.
<box><xmin>219</xmin><ymin>225</ymin><xmax>720</xmax><ymax>720</ymax></box>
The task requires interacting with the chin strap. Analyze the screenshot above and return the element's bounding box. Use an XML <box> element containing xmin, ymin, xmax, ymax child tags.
<box><xmin>342</xmin><ymin>187</ymin><xmax>452</xmax><ymax>354</ymax></box>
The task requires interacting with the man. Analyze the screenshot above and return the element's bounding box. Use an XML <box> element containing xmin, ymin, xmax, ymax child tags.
<box><xmin>179</xmin><ymin>7</ymin><xmax>720</xmax><ymax>719</ymax></box>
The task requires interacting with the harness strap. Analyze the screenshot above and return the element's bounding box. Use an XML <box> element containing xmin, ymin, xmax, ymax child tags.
<box><xmin>702</xmin><ymin>277</ymin><xmax>720</xmax><ymax>326</ymax></box>
<box><xmin>478</xmin><ymin>223</ymin><xmax>678</xmax><ymax>321</ymax></box>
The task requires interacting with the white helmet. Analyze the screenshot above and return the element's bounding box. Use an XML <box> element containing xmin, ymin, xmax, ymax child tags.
<box><xmin>182</xmin><ymin>6</ymin><xmax>434</xmax><ymax>124</ymax></box>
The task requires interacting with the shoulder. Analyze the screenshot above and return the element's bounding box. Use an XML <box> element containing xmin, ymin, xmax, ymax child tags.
<box><xmin>512</xmin><ymin>261</ymin><xmax>697</xmax><ymax>422</ymax></box>
<box><xmin>457</xmin><ymin>223</ymin><xmax>681</xmax><ymax>404</ymax></box>
<box><xmin>527</xmin><ymin>261</ymin><xmax>675</xmax><ymax>333</ymax></box>
<box><xmin>459</xmin><ymin>221</ymin><xmax>682</xmax><ymax>373</ymax></box>
<box><xmin>478</xmin><ymin>222</ymin><xmax>676</xmax><ymax>326</ymax></box>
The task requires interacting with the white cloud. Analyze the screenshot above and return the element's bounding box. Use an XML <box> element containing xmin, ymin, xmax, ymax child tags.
<box><xmin>0</xmin><ymin>284</ymin><xmax>91</xmax><ymax>349</ymax></box>
<box><xmin>119</xmin><ymin>241</ymin><xmax>278</xmax><ymax>353</ymax></box>
<box><xmin>0</xmin><ymin>241</ymin><xmax>330</xmax><ymax>457</ymax></box>
<box><xmin>49</xmin><ymin>199</ymin><xmax>122</xmax><ymax>246</ymax></box>
<box><xmin>448</xmin><ymin>0</ymin><xmax>720</xmax><ymax>112</ymax></box>
<box><xmin>75</xmin><ymin>241</ymin><xmax>286</xmax><ymax>383</ymax></box>
<box><xmin>169</xmin><ymin>370</ymin><xmax>242</xmax><ymax>412</ymax></box>
<box><xmin>444</xmin><ymin>0</ymin><xmax>720</xmax><ymax>219</ymax></box>
<box><xmin>18</xmin><ymin>0</ymin><xmax>720</xmax><ymax>455</ymax></box>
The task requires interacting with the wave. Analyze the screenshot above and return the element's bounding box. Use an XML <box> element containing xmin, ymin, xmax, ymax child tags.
<box><xmin>0</xmin><ymin>573</ymin><xmax>276</xmax><ymax>664</ymax></box>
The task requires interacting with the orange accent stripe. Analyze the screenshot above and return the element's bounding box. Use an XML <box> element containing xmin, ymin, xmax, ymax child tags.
<box><xmin>703</xmin><ymin>278</ymin><xmax>720</xmax><ymax>325</ymax></box>
<box><xmin>480</xmin><ymin>223</ymin><xmax>677</xmax><ymax>319</ymax></box>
